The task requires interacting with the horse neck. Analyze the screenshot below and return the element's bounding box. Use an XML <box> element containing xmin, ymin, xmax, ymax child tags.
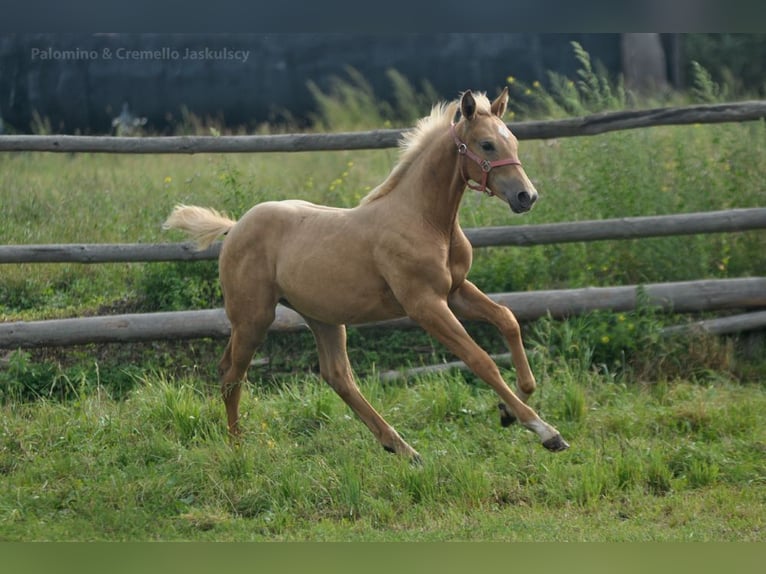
<box><xmin>395</xmin><ymin>129</ymin><xmax>466</xmax><ymax>233</ymax></box>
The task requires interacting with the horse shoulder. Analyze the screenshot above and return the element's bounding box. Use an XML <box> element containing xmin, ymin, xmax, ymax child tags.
<box><xmin>370</xmin><ymin>228</ymin><xmax>450</xmax><ymax>296</ymax></box>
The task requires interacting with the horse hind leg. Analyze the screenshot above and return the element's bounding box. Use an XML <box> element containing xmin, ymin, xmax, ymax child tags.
<box><xmin>219</xmin><ymin>309</ymin><xmax>275</xmax><ymax>437</ymax></box>
<box><xmin>305</xmin><ymin>318</ymin><xmax>421</xmax><ymax>462</ymax></box>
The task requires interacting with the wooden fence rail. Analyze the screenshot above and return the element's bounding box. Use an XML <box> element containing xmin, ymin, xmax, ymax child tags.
<box><xmin>379</xmin><ymin>310</ymin><xmax>766</xmax><ymax>382</ymax></box>
<box><xmin>2</xmin><ymin>207</ymin><xmax>765</xmax><ymax>264</ymax></box>
<box><xmin>0</xmin><ymin>242</ymin><xmax>219</xmax><ymax>265</ymax></box>
<box><xmin>2</xmin><ymin>278</ymin><xmax>764</xmax><ymax>348</ymax></box>
<box><xmin>2</xmin><ymin>101</ymin><xmax>766</xmax><ymax>154</ymax></box>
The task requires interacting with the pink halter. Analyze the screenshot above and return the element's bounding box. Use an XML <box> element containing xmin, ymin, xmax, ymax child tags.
<box><xmin>450</xmin><ymin>122</ymin><xmax>521</xmax><ymax>195</ymax></box>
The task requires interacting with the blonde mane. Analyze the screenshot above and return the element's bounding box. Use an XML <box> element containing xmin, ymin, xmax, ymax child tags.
<box><xmin>360</xmin><ymin>93</ymin><xmax>492</xmax><ymax>204</ymax></box>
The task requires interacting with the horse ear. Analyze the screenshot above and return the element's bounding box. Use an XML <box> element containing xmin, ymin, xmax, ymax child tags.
<box><xmin>460</xmin><ymin>90</ymin><xmax>477</xmax><ymax>120</ymax></box>
<box><xmin>491</xmin><ymin>87</ymin><xmax>509</xmax><ymax>118</ymax></box>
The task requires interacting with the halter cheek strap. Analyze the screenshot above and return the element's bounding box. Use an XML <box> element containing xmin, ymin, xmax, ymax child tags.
<box><xmin>450</xmin><ymin>122</ymin><xmax>521</xmax><ymax>195</ymax></box>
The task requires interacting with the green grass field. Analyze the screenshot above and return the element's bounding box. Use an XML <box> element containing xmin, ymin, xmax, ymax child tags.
<box><xmin>1</xmin><ymin>61</ymin><xmax>765</xmax><ymax>540</ymax></box>
<box><xmin>1</xmin><ymin>367</ymin><xmax>764</xmax><ymax>541</ymax></box>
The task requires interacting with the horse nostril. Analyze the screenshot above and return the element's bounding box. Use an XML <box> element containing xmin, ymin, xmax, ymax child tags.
<box><xmin>517</xmin><ymin>191</ymin><xmax>532</xmax><ymax>207</ymax></box>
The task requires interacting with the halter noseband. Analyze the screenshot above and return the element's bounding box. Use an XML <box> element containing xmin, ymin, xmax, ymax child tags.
<box><xmin>450</xmin><ymin>122</ymin><xmax>521</xmax><ymax>195</ymax></box>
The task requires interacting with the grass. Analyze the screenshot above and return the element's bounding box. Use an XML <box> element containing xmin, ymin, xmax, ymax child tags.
<box><xmin>1</xmin><ymin>52</ymin><xmax>765</xmax><ymax>540</ymax></box>
<box><xmin>0</xmin><ymin>367</ymin><xmax>764</xmax><ymax>541</ymax></box>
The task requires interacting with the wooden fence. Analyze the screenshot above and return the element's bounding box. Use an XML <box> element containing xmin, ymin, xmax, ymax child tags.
<box><xmin>2</xmin><ymin>278</ymin><xmax>765</xmax><ymax>348</ymax></box>
<box><xmin>1</xmin><ymin>100</ymin><xmax>766</xmax><ymax>348</ymax></box>
<box><xmin>2</xmin><ymin>100</ymin><xmax>766</xmax><ymax>154</ymax></box>
<box><xmin>1</xmin><ymin>207</ymin><xmax>765</xmax><ymax>264</ymax></box>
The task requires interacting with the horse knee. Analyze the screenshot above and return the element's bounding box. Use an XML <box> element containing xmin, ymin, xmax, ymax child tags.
<box><xmin>501</xmin><ymin>308</ymin><xmax>522</xmax><ymax>338</ymax></box>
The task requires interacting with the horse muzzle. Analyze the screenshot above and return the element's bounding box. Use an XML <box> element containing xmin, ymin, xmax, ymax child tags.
<box><xmin>506</xmin><ymin>188</ymin><xmax>538</xmax><ymax>214</ymax></box>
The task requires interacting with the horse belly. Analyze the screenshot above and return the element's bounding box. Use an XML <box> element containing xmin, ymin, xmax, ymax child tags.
<box><xmin>272</xmin><ymin>218</ymin><xmax>403</xmax><ymax>324</ymax></box>
<box><xmin>277</xmin><ymin>260</ymin><xmax>405</xmax><ymax>325</ymax></box>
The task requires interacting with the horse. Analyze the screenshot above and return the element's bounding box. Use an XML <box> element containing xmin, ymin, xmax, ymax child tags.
<box><xmin>163</xmin><ymin>88</ymin><xmax>569</xmax><ymax>460</ymax></box>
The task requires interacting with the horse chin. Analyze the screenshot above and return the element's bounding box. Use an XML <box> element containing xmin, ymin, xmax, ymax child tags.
<box><xmin>507</xmin><ymin>199</ymin><xmax>532</xmax><ymax>215</ymax></box>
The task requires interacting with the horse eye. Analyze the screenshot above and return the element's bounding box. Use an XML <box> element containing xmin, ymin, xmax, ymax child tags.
<box><xmin>480</xmin><ymin>141</ymin><xmax>495</xmax><ymax>152</ymax></box>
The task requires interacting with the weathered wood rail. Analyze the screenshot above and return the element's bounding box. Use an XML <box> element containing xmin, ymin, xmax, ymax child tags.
<box><xmin>2</xmin><ymin>101</ymin><xmax>766</xmax><ymax>154</ymax></box>
<box><xmin>2</xmin><ymin>278</ymin><xmax>765</xmax><ymax>348</ymax></box>
<box><xmin>1</xmin><ymin>207</ymin><xmax>764</xmax><ymax>264</ymax></box>
<box><xmin>379</xmin><ymin>310</ymin><xmax>766</xmax><ymax>382</ymax></box>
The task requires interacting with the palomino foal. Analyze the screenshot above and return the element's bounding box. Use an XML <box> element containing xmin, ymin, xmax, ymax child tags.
<box><xmin>164</xmin><ymin>88</ymin><xmax>569</xmax><ymax>460</ymax></box>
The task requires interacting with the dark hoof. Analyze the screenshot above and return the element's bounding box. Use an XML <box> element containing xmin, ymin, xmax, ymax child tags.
<box><xmin>383</xmin><ymin>444</ymin><xmax>422</xmax><ymax>465</ymax></box>
<box><xmin>542</xmin><ymin>434</ymin><xmax>570</xmax><ymax>452</ymax></box>
<box><xmin>498</xmin><ymin>403</ymin><xmax>517</xmax><ymax>427</ymax></box>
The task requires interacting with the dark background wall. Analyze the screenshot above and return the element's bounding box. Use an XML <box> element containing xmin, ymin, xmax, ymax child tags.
<box><xmin>0</xmin><ymin>33</ymin><xmax>626</xmax><ymax>134</ymax></box>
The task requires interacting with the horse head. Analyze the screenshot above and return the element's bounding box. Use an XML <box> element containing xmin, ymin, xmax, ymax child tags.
<box><xmin>452</xmin><ymin>88</ymin><xmax>538</xmax><ymax>214</ymax></box>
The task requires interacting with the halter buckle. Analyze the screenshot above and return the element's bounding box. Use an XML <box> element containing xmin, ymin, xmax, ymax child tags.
<box><xmin>457</xmin><ymin>143</ymin><xmax>467</xmax><ymax>155</ymax></box>
<box><xmin>480</xmin><ymin>159</ymin><xmax>492</xmax><ymax>172</ymax></box>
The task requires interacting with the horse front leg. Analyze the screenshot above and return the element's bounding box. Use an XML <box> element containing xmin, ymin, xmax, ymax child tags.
<box><xmin>406</xmin><ymin>294</ymin><xmax>568</xmax><ymax>452</ymax></box>
<box><xmin>449</xmin><ymin>280</ymin><xmax>536</xmax><ymax>402</ymax></box>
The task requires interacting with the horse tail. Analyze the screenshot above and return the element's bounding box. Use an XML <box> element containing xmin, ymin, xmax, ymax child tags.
<box><xmin>162</xmin><ymin>204</ymin><xmax>237</xmax><ymax>250</ymax></box>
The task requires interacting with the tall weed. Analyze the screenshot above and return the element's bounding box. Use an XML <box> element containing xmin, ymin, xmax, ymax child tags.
<box><xmin>505</xmin><ymin>41</ymin><xmax>629</xmax><ymax>118</ymax></box>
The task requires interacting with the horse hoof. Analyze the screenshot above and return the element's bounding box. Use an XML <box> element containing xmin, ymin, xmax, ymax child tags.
<box><xmin>383</xmin><ymin>443</ymin><xmax>422</xmax><ymax>464</ymax></box>
<box><xmin>498</xmin><ymin>403</ymin><xmax>517</xmax><ymax>427</ymax></box>
<box><xmin>542</xmin><ymin>434</ymin><xmax>570</xmax><ymax>452</ymax></box>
